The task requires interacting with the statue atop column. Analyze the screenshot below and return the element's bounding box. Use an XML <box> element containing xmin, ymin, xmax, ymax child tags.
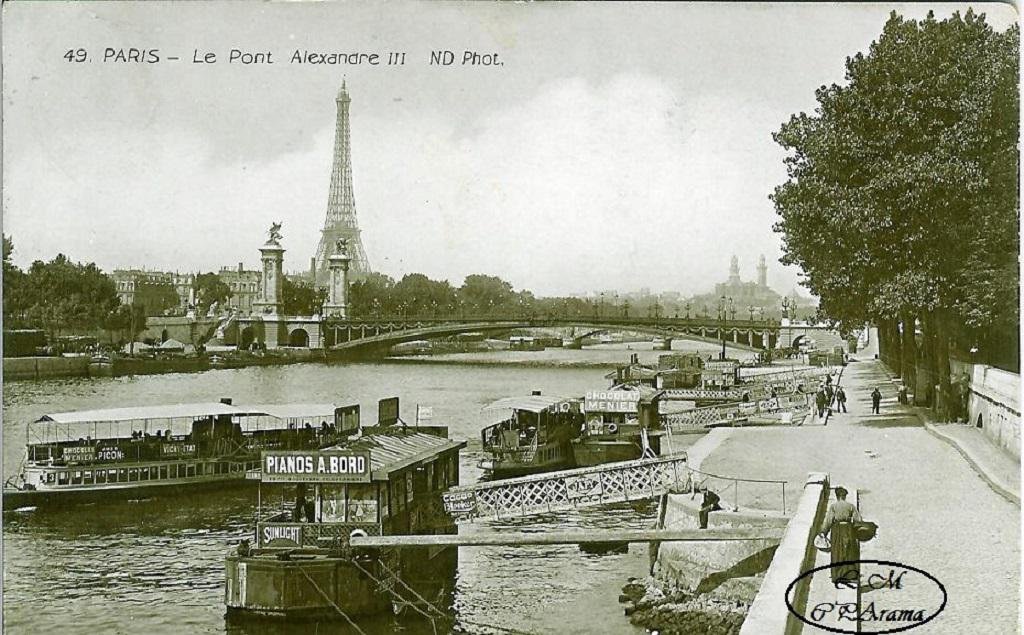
<box><xmin>267</xmin><ymin>222</ymin><xmax>283</xmax><ymax>246</ymax></box>
<box><xmin>335</xmin><ymin>237</ymin><xmax>349</xmax><ymax>256</ymax></box>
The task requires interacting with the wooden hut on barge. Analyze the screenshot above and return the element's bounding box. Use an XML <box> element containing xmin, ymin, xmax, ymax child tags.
<box><xmin>225</xmin><ymin>423</ymin><xmax>465</xmax><ymax>621</ymax></box>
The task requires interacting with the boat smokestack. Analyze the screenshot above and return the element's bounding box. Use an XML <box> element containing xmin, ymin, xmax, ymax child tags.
<box><xmin>221</xmin><ymin>398</ymin><xmax>233</xmax><ymax>405</ymax></box>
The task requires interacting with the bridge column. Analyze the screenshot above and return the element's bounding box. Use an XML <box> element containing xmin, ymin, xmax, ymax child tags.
<box><xmin>323</xmin><ymin>248</ymin><xmax>351</xmax><ymax>319</ymax></box>
<box><xmin>253</xmin><ymin>235</ymin><xmax>286</xmax><ymax>348</ymax></box>
<box><xmin>253</xmin><ymin>238</ymin><xmax>284</xmax><ymax>316</ymax></box>
<box><xmin>732</xmin><ymin>329</ymin><xmax>739</xmax><ymax>343</ymax></box>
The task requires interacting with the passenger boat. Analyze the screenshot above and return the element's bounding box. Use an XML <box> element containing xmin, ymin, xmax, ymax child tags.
<box><xmin>224</xmin><ymin>421</ymin><xmax>465</xmax><ymax>621</ymax></box>
<box><xmin>2</xmin><ymin>399</ymin><xmax>360</xmax><ymax>510</ymax></box>
<box><xmin>571</xmin><ymin>388</ymin><xmax>664</xmax><ymax>468</ymax></box>
<box><xmin>478</xmin><ymin>393</ymin><xmax>583</xmax><ymax>478</ymax></box>
<box><xmin>87</xmin><ymin>353</ymin><xmax>113</xmax><ymax>377</ymax></box>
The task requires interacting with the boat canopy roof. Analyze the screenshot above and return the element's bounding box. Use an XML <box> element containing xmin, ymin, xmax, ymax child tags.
<box><xmin>482</xmin><ymin>395</ymin><xmax>571</xmax><ymax>414</ymax></box>
<box><xmin>28</xmin><ymin>401</ymin><xmax>344</xmax><ymax>444</ymax></box>
<box><xmin>36</xmin><ymin>402</ymin><xmax>255</xmax><ymax>425</ymax></box>
<box><xmin>324</xmin><ymin>430</ymin><xmax>465</xmax><ymax>480</ymax></box>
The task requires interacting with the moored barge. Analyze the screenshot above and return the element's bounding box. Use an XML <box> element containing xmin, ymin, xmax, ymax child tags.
<box><xmin>478</xmin><ymin>393</ymin><xmax>583</xmax><ymax>478</ymax></box>
<box><xmin>571</xmin><ymin>388</ymin><xmax>664</xmax><ymax>467</ymax></box>
<box><xmin>3</xmin><ymin>400</ymin><xmax>360</xmax><ymax>510</ymax></box>
<box><xmin>224</xmin><ymin>420</ymin><xmax>465</xmax><ymax>621</ymax></box>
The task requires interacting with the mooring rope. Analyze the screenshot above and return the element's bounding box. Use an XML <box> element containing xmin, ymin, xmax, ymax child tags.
<box><xmin>364</xmin><ymin>558</ymin><xmax>536</xmax><ymax>635</ymax></box>
<box><xmin>296</xmin><ymin>566</ymin><xmax>368</xmax><ymax>635</ymax></box>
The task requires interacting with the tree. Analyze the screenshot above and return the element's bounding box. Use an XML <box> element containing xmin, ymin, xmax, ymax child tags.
<box><xmin>458</xmin><ymin>274</ymin><xmax>515</xmax><ymax>316</ymax></box>
<box><xmin>772</xmin><ymin>11</ymin><xmax>1019</xmax><ymax>415</ymax></box>
<box><xmin>15</xmin><ymin>253</ymin><xmax>120</xmax><ymax>336</ymax></box>
<box><xmin>3</xmin><ymin>235</ymin><xmax>29</xmax><ymax>327</ymax></box>
<box><xmin>282</xmin><ymin>277</ymin><xmax>328</xmax><ymax>316</ymax></box>
<box><xmin>349</xmin><ymin>272</ymin><xmax>397</xmax><ymax>317</ymax></box>
<box><xmin>105</xmin><ymin>303</ymin><xmax>147</xmax><ymax>347</ymax></box>
<box><xmin>193</xmin><ymin>272</ymin><xmax>232</xmax><ymax>315</ymax></box>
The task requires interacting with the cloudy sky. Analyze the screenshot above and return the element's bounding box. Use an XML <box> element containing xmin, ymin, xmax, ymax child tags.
<box><xmin>3</xmin><ymin>2</ymin><xmax>1015</xmax><ymax>297</ymax></box>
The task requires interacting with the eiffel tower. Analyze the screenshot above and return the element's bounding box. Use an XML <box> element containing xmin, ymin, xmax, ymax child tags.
<box><xmin>313</xmin><ymin>80</ymin><xmax>370</xmax><ymax>284</ymax></box>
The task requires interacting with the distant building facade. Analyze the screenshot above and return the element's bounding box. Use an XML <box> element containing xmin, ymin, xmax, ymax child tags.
<box><xmin>219</xmin><ymin>263</ymin><xmax>261</xmax><ymax>314</ymax></box>
<box><xmin>112</xmin><ymin>269</ymin><xmax>191</xmax><ymax>316</ymax></box>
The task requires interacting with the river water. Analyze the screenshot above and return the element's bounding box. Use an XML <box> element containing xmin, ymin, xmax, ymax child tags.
<box><xmin>2</xmin><ymin>341</ymin><xmax>749</xmax><ymax>634</ymax></box>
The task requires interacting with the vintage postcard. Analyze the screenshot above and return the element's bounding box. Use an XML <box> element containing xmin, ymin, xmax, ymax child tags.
<box><xmin>2</xmin><ymin>2</ymin><xmax>1019</xmax><ymax>634</ymax></box>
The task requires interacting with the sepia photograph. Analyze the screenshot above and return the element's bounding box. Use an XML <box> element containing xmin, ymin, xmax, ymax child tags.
<box><xmin>1</xmin><ymin>2</ymin><xmax>1019</xmax><ymax>634</ymax></box>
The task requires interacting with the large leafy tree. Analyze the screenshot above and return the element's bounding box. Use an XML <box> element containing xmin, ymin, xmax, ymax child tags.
<box><xmin>772</xmin><ymin>11</ymin><xmax>1019</xmax><ymax>414</ymax></box>
<box><xmin>192</xmin><ymin>272</ymin><xmax>233</xmax><ymax>315</ymax></box>
<box><xmin>282</xmin><ymin>277</ymin><xmax>328</xmax><ymax>316</ymax></box>
<box><xmin>458</xmin><ymin>274</ymin><xmax>515</xmax><ymax>316</ymax></box>
<box><xmin>16</xmin><ymin>254</ymin><xmax>121</xmax><ymax>336</ymax></box>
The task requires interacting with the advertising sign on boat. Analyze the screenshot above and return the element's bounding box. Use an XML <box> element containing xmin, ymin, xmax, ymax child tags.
<box><xmin>161</xmin><ymin>443</ymin><xmax>197</xmax><ymax>457</ymax></box>
<box><xmin>584</xmin><ymin>390</ymin><xmax>640</xmax><ymax>413</ymax></box>
<box><xmin>62</xmin><ymin>446</ymin><xmax>95</xmax><ymax>462</ymax></box>
<box><xmin>262</xmin><ymin>450</ymin><xmax>372</xmax><ymax>483</ymax></box>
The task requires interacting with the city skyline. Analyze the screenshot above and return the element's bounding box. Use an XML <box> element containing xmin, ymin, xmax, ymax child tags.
<box><xmin>3</xmin><ymin>2</ymin><xmax>1014</xmax><ymax>298</ymax></box>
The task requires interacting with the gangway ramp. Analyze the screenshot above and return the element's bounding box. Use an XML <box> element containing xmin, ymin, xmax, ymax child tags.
<box><xmin>350</xmin><ymin>527</ymin><xmax>785</xmax><ymax>548</ymax></box>
<box><xmin>443</xmin><ymin>455</ymin><xmax>691</xmax><ymax>522</ymax></box>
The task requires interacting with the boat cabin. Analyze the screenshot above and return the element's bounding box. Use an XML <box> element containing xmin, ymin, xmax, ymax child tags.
<box><xmin>251</xmin><ymin>426</ymin><xmax>465</xmax><ymax>549</ymax></box>
<box><xmin>478</xmin><ymin>394</ymin><xmax>582</xmax><ymax>476</ymax></box>
<box><xmin>582</xmin><ymin>388</ymin><xmax>662</xmax><ymax>438</ymax></box>
<box><xmin>13</xmin><ymin>401</ymin><xmax>360</xmax><ymax>493</ymax></box>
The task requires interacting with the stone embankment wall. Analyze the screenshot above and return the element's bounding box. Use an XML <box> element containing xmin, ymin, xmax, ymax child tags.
<box><xmin>967</xmin><ymin>364</ymin><xmax>1020</xmax><ymax>459</ymax></box>
<box><xmin>654</xmin><ymin>494</ymin><xmax>787</xmax><ymax>598</ymax></box>
<box><xmin>739</xmin><ymin>473</ymin><xmax>828</xmax><ymax>635</ymax></box>
<box><xmin>4</xmin><ymin>356</ymin><xmax>90</xmax><ymax>380</ymax></box>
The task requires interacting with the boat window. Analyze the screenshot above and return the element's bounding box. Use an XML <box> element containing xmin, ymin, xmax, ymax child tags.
<box><xmin>320</xmin><ymin>484</ymin><xmax>347</xmax><ymax>523</ymax></box>
<box><xmin>95</xmin><ymin>470</ymin><xmax>106</xmax><ymax>484</ymax></box>
<box><xmin>186</xmin><ymin>464</ymin><xmax>195</xmax><ymax>478</ymax></box>
<box><xmin>71</xmin><ymin>471</ymin><xmax>83</xmax><ymax>485</ymax></box>
<box><xmin>447</xmin><ymin>455</ymin><xmax>457</xmax><ymax>485</ymax></box>
<box><xmin>392</xmin><ymin>479</ymin><xmax>404</xmax><ymax>512</ymax></box>
<box><xmin>177</xmin><ymin>463</ymin><xmax>185</xmax><ymax>478</ymax></box>
<box><xmin>57</xmin><ymin>471</ymin><xmax>69</xmax><ymax>486</ymax></box>
<box><xmin>347</xmin><ymin>483</ymin><xmax>378</xmax><ymax>523</ymax></box>
<box><xmin>45</xmin><ymin>472</ymin><xmax>55</xmax><ymax>484</ymax></box>
<box><xmin>118</xmin><ymin>469</ymin><xmax>128</xmax><ymax>482</ymax></box>
<box><xmin>140</xmin><ymin>467</ymin><xmax>150</xmax><ymax>481</ymax></box>
<box><xmin>128</xmin><ymin>468</ymin><xmax>139</xmax><ymax>481</ymax></box>
<box><xmin>426</xmin><ymin>462</ymin><xmax>435</xmax><ymax>490</ymax></box>
<box><xmin>108</xmin><ymin>469</ymin><xmax>117</xmax><ymax>482</ymax></box>
<box><xmin>405</xmin><ymin>472</ymin><xmax>414</xmax><ymax>503</ymax></box>
<box><xmin>159</xmin><ymin>465</ymin><xmax>169</xmax><ymax>480</ymax></box>
<box><xmin>83</xmin><ymin>470</ymin><xmax>94</xmax><ymax>485</ymax></box>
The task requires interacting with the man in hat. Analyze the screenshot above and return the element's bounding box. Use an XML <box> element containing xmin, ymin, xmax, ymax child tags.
<box><xmin>871</xmin><ymin>387</ymin><xmax>882</xmax><ymax>414</ymax></box>
<box><xmin>820</xmin><ymin>486</ymin><xmax>863</xmax><ymax>584</ymax></box>
<box><xmin>698</xmin><ymin>487</ymin><xmax>722</xmax><ymax>529</ymax></box>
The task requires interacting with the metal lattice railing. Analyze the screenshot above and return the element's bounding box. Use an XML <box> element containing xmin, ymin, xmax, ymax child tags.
<box><xmin>662</xmin><ymin>393</ymin><xmax>812</xmax><ymax>430</ymax></box>
<box><xmin>443</xmin><ymin>455</ymin><xmax>690</xmax><ymax>522</ymax></box>
<box><xmin>442</xmin><ymin>454</ymin><xmax>790</xmax><ymax>521</ymax></box>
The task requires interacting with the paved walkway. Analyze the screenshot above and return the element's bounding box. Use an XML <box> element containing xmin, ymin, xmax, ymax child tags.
<box><xmin>926</xmin><ymin>422</ymin><xmax>1020</xmax><ymax>504</ymax></box>
<box><xmin>700</xmin><ymin>358</ymin><xmax>1020</xmax><ymax>634</ymax></box>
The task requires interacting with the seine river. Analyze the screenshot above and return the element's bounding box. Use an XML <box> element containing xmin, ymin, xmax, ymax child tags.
<box><xmin>2</xmin><ymin>341</ymin><xmax>747</xmax><ymax>634</ymax></box>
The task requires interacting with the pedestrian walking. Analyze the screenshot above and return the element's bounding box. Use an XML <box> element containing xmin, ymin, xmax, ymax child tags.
<box><xmin>871</xmin><ymin>388</ymin><xmax>882</xmax><ymax>414</ymax></box>
<box><xmin>815</xmin><ymin>389</ymin><xmax>828</xmax><ymax>419</ymax></box>
<box><xmin>819</xmin><ymin>486</ymin><xmax>862</xmax><ymax>584</ymax></box>
<box><xmin>836</xmin><ymin>386</ymin><xmax>847</xmax><ymax>413</ymax></box>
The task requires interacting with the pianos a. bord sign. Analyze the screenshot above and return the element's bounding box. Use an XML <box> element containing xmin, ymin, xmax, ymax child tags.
<box><xmin>261</xmin><ymin>450</ymin><xmax>372</xmax><ymax>483</ymax></box>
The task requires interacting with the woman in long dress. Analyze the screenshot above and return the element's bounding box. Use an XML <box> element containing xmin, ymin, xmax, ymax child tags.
<box><xmin>820</xmin><ymin>486</ymin><xmax>862</xmax><ymax>584</ymax></box>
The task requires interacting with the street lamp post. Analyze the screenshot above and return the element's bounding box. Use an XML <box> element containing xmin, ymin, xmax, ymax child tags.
<box><xmin>719</xmin><ymin>295</ymin><xmax>727</xmax><ymax>360</ymax></box>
